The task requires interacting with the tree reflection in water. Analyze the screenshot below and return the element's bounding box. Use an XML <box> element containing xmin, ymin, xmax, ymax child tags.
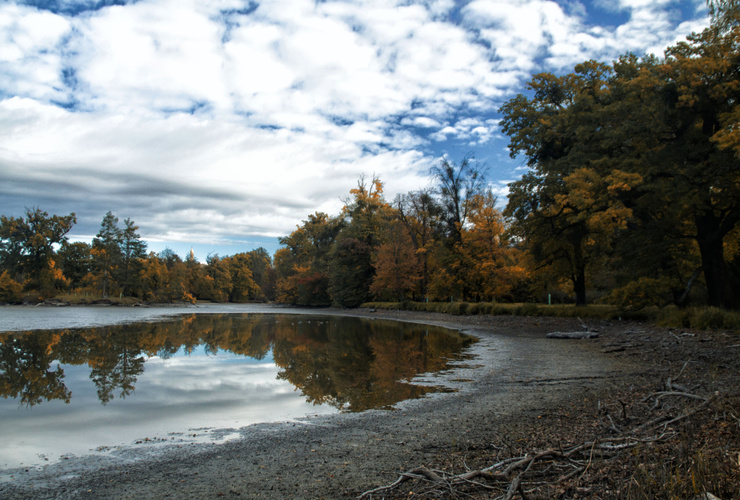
<box><xmin>0</xmin><ymin>314</ymin><xmax>475</xmax><ymax>411</ymax></box>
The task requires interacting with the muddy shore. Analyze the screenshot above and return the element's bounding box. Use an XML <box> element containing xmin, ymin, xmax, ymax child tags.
<box><xmin>1</xmin><ymin>308</ymin><xmax>736</xmax><ymax>499</ymax></box>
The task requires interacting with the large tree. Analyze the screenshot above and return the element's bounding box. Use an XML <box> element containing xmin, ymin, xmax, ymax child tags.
<box><xmin>92</xmin><ymin>212</ymin><xmax>124</xmax><ymax>297</ymax></box>
<box><xmin>119</xmin><ymin>218</ymin><xmax>147</xmax><ymax>296</ymax></box>
<box><xmin>603</xmin><ymin>14</ymin><xmax>740</xmax><ymax>307</ymax></box>
<box><xmin>500</xmin><ymin>62</ymin><xmax>624</xmax><ymax>305</ymax></box>
<box><xmin>395</xmin><ymin>189</ymin><xmax>443</xmax><ymax>299</ymax></box>
<box><xmin>0</xmin><ymin>208</ymin><xmax>76</xmax><ymax>292</ymax></box>
<box><xmin>329</xmin><ymin>176</ymin><xmax>391</xmax><ymax>307</ymax></box>
<box><xmin>501</xmin><ymin>11</ymin><xmax>740</xmax><ymax>308</ymax></box>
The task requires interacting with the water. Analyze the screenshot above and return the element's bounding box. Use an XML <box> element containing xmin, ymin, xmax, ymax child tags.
<box><xmin>0</xmin><ymin>306</ymin><xmax>475</xmax><ymax>468</ymax></box>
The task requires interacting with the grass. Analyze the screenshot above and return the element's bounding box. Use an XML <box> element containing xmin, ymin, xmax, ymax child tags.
<box><xmin>361</xmin><ymin>301</ymin><xmax>740</xmax><ymax>332</ymax></box>
<box><xmin>52</xmin><ymin>292</ymin><xmax>144</xmax><ymax>306</ymax></box>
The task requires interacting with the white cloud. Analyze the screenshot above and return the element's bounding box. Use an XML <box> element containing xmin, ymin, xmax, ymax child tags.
<box><xmin>0</xmin><ymin>4</ymin><xmax>71</xmax><ymax>102</ymax></box>
<box><xmin>0</xmin><ymin>0</ymin><xmax>711</xmax><ymax>254</ymax></box>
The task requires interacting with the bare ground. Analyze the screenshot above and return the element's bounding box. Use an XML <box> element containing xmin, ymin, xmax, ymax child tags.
<box><xmin>1</xmin><ymin>309</ymin><xmax>738</xmax><ymax>499</ymax></box>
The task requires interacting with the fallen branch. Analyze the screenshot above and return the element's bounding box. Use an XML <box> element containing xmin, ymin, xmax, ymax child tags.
<box><xmin>357</xmin><ymin>390</ymin><xmax>723</xmax><ymax>499</ymax></box>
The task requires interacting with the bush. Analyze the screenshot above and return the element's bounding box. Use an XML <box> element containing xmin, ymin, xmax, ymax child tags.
<box><xmin>656</xmin><ymin>305</ymin><xmax>691</xmax><ymax>329</ymax></box>
<box><xmin>689</xmin><ymin>307</ymin><xmax>740</xmax><ymax>331</ymax></box>
<box><xmin>0</xmin><ymin>271</ymin><xmax>23</xmax><ymax>304</ymax></box>
<box><xmin>603</xmin><ymin>277</ymin><xmax>674</xmax><ymax>311</ymax></box>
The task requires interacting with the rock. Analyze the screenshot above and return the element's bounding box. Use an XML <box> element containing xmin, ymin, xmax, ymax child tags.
<box><xmin>546</xmin><ymin>331</ymin><xmax>599</xmax><ymax>339</ymax></box>
<box><xmin>693</xmin><ymin>493</ymin><xmax>722</xmax><ymax>500</ymax></box>
<box><xmin>42</xmin><ymin>298</ymin><xmax>71</xmax><ymax>307</ymax></box>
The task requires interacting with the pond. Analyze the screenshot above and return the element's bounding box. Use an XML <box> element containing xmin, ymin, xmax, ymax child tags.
<box><xmin>0</xmin><ymin>309</ymin><xmax>475</xmax><ymax>468</ymax></box>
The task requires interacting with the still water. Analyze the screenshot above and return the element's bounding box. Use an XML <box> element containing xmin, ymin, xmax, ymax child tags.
<box><xmin>0</xmin><ymin>309</ymin><xmax>475</xmax><ymax>468</ymax></box>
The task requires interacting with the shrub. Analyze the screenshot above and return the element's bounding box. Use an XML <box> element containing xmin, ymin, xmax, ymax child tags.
<box><xmin>0</xmin><ymin>271</ymin><xmax>23</xmax><ymax>304</ymax></box>
<box><xmin>603</xmin><ymin>277</ymin><xmax>674</xmax><ymax>311</ymax></box>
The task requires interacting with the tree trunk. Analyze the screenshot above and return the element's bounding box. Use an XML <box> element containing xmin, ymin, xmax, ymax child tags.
<box><xmin>573</xmin><ymin>266</ymin><xmax>587</xmax><ymax>306</ymax></box>
<box><xmin>695</xmin><ymin>216</ymin><xmax>738</xmax><ymax>308</ymax></box>
<box><xmin>571</xmin><ymin>241</ymin><xmax>587</xmax><ymax>306</ymax></box>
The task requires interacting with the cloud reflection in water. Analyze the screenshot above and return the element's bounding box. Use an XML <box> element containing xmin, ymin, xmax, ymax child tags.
<box><xmin>0</xmin><ymin>313</ymin><xmax>475</xmax><ymax>468</ymax></box>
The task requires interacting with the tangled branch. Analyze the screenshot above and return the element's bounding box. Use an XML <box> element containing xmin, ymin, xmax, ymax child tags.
<box><xmin>358</xmin><ymin>374</ymin><xmax>723</xmax><ymax>499</ymax></box>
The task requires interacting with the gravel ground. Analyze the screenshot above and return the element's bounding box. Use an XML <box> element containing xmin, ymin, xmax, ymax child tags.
<box><xmin>0</xmin><ymin>309</ymin><xmax>680</xmax><ymax>499</ymax></box>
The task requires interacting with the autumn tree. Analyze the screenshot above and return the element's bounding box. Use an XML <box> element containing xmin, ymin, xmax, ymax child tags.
<box><xmin>329</xmin><ymin>176</ymin><xmax>391</xmax><ymax>307</ymax></box>
<box><xmin>395</xmin><ymin>190</ymin><xmax>443</xmax><ymax>299</ymax></box>
<box><xmin>597</xmin><ymin>12</ymin><xmax>740</xmax><ymax>308</ymax></box>
<box><xmin>225</xmin><ymin>253</ymin><xmax>261</xmax><ymax>302</ymax></box>
<box><xmin>57</xmin><ymin>241</ymin><xmax>92</xmax><ymax>290</ymax></box>
<box><xmin>247</xmin><ymin>247</ymin><xmax>275</xmax><ymax>301</ymax></box>
<box><xmin>501</xmin><ymin>62</ymin><xmax>640</xmax><ymax>305</ymax></box>
<box><xmin>202</xmin><ymin>254</ymin><xmax>232</xmax><ymax>302</ymax></box>
<box><xmin>139</xmin><ymin>252</ymin><xmax>169</xmax><ymax>302</ymax></box>
<box><xmin>459</xmin><ymin>190</ymin><xmax>528</xmax><ymax>302</ymax></box>
<box><xmin>0</xmin><ymin>208</ymin><xmax>76</xmax><ymax>294</ymax></box>
<box><xmin>274</xmin><ymin>212</ymin><xmax>341</xmax><ymax>306</ymax></box>
<box><xmin>370</xmin><ymin>219</ymin><xmax>420</xmax><ymax>301</ymax></box>
<box><xmin>0</xmin><ymin>270</ymin><xmax>22</xmax><ymax>303</ymax></box>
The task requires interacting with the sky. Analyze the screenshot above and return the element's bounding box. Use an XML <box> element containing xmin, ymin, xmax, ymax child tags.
<box><xmin>0</xmin><ymin>0</ymin><xmax>710</xmax><ymax>260</ymax></box>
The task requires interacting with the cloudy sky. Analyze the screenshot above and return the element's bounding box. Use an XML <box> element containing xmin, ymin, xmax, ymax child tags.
<box><xmin>0</xmin><ymin>0</ymin><xmax>709</xmax><ymax>259</ymax></box>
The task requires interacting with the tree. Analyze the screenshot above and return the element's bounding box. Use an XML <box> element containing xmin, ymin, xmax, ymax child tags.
<box><xmin>329</xmin><ymin>176</ymin><xmax>391</xmax><ymax>307</ymax></box>
<box><xmin>395</xmin><ymin>190</ymin><xmax>443</xmax><ymax>299</ymax></box>
<box><xmin>0</xmin><ymin>208</ymin><xmax>76</xmax><ymax>293</ymax></box>
<box><xmin>226</xmin><ymin>253</ymin><xmax>260</xmax><ymax>302</ymax></box>
<box><xmin>92</xmin><ymin>211</ymin><xmax>123</xmax><ymax>297</ymax></box>
<box><xmin>57</xmin><ymin>241</ymin><xmax>92</xmax><ymax>290</ymax></box>
<box><xmin>274</xmin><ymin>212</ymin><xmax>341</xmax><ymax>306</ymax></box>
<box><xmin>0</xmin><ymin>270</ymin><xmax>22</xmax><ymax>303</ymax></box>
<box><xmin>500</xmin><ymin>61</ymin><xmax>637</xmax><ymax>305</ymax></box>
<box><xmin>430</xmin><ymin>155</ymin><xmax>486</xmax><ymax>246</ymax></box>
<box><xmin>459</xmin><ymin>191</ymin><xmax>528</xmax><ymax>302</ymax></box>
<box><xmin>658</xmin><ymin>19</ymin><xmax>740</xmax><ymax>307</ymax></box>
<box><xmin>247</xmin><ymin>248</ymin><xmax>274</xmax><ymax>301</ymax></box>
<box><xmin>139</xmin><ymin>252</ymin><xmax>168</xmax><ymax>302</ymax></box>
<box><xmin>599</xmin><ymin>16</ymin><xmax>740</xmax><ymax>308</ymax></box>
<box><xmin>203</xmin><ymin>254</ymin><xmax>232</xmax><ymax>302</ymax></box>
<box><xmin>119</xmin><ymin>218</ymin><xmax>147</xmax><ymax>296</ymax></box>
<box><xmin>370</xmin><ymin>219</ymin><xmax>420</xmax><ymax>301</ymax></box>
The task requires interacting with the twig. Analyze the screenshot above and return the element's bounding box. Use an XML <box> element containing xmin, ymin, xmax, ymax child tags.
<box><xmin>357</xmin><ymin>391</ymin><xmax>723</xmax><ymax>499</ymax></box>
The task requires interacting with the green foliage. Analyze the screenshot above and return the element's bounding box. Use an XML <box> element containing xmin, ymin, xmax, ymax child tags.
<box><xmin>603</xmin><ymin>277</ymin><xmax>675</xmax><ymax>311</ymax></box>
<box><xmin>0</xmin><ymin>208</ymin><xmax>76</xmax><ymax>290</ymax></box>
<box><xmin>329</xmin><ymin>177</ymin><xmax>390</xmax><ymax>307</ymax></box>
<box><xmin>500</xmin><ymin>15</ymin><xmax>740</xmax><ymax>309</ymax></box>
<box><xmin>0</xmin><ymin>270</ymin><xmax>23</xmax><ymax>303</ymax></box>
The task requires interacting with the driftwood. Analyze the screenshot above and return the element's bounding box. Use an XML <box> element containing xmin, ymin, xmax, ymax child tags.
<box><xmin>546</xmin><ymin>331</ymin><xmax>599</xmax><ymax>339</ymax></box>
<box><xmin>358</xmin><ymin>367</ymin><xmax>724</xmax><ymax>499</ymax></box>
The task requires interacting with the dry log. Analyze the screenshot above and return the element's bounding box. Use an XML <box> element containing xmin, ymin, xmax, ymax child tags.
<box><xmin>546</xmin><ymin>331</ymin><xmax>599</xmax><ymax>339</ymax></box>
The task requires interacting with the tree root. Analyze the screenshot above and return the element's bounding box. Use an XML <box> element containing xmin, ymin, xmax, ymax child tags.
<box><xmin>358</xmin><ymin>386</ymin><xmax>723</xmax><ymax>499</ymax></box>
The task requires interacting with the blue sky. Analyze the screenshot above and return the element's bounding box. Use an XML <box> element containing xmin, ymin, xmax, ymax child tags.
<box><xmin>0</xmin><ymin>0</ymin><xmax>709</xmax><ymax>260</ymax></box>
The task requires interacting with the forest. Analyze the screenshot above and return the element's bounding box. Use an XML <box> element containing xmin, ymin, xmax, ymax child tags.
<box><xmin>1</xmin><ymin>5</ymin><xmax>738</xmax><ymax>311</ymax></box>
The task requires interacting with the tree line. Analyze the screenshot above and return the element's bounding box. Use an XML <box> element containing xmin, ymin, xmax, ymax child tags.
<box><xmin>0</xmin><ymin>208</ymin><xmax>274</xmax><ymax>304</ymax></box>
<box><xmin>1</xmin><ymin>6</ymin><xmax>737</xmax><ymax>310</ymax></box>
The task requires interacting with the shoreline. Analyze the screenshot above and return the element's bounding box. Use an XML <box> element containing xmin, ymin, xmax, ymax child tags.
<box><xmin>1</xmin><ymin>308</ymin><xmax>736</xmax><ymax>498</ymax></box>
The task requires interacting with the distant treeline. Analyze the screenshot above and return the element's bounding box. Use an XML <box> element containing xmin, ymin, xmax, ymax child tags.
<box><xmin>0</xmin><ymin>209</ymin><xmax>275</xmax><ymax>304</ymax></box>
<box><xmin>1</xmin><ymin>9</ymin><xmax>739</xmax><ymax>309</ymax></box>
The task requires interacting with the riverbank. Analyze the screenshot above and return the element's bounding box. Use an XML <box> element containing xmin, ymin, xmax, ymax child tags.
<box><xmin>1</xmin><ymin>309</ymin><xmax>738</xmax><ymax>499</ymax></box>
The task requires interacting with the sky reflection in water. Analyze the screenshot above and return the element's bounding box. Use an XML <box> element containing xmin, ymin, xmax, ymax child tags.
<box><xmin>0</xmin><ymin>313</ymin><xmax>474</xmax><ymax>468</ymax></box>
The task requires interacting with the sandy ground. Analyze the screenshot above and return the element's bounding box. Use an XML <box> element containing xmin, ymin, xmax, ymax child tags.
<box><xmin>0</xmin><ymin>309</ymin><xmax>674</xmax><ymax>499</ymax></box>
